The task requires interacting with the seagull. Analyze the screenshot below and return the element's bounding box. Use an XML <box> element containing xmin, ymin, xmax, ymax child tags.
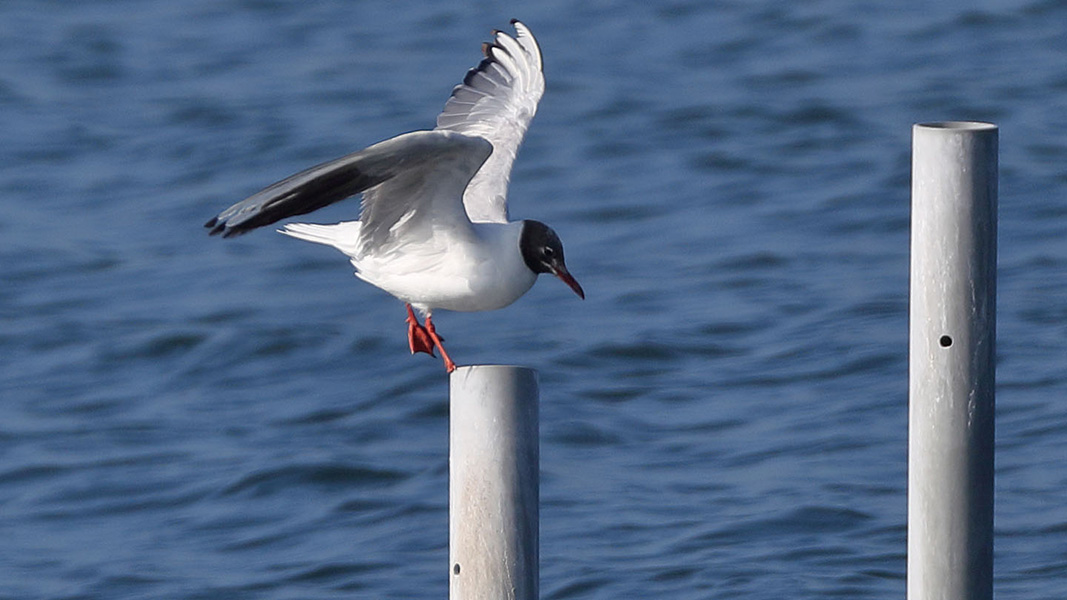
<box><xmin>205</xmin><ymin>20</ymin><xmax>583</xmax><ymax>373</ymax></box>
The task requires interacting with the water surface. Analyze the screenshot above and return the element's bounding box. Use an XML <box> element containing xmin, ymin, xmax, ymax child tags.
<box><xmin>2</xmin><ymin>1</ymin><xmax>1066</xmax><ymax>598</ymax></box>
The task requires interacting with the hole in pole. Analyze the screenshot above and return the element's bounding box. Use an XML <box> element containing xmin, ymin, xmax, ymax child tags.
<box><xmin>939</xmin><ymin>335</ymin><xmax>952</xmax><ymax>348</ymax></box>
<box><xmin>453</xmin><ymin>563</ymin><xmax>461</xmax><ymax>575</ymax></box>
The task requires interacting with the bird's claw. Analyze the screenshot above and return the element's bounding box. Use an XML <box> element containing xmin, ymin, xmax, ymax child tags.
<box><xmin>406</xmin><ymin>305</ymin><xmax>455</xmax><ymax>372</ymax></box>
<box><xmin>406</xmin><ymin>309</ymin><xmax>436</xmax><ymax>357</ymax></box>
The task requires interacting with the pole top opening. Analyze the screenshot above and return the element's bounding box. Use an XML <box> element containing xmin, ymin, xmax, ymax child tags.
<box><xmin>451</xmin><ymin>364</ymin><xmax>539</xmax><ymax>378</ymax></box>
<box><xmin>915</xmin><ymin>121</ymin><xmax>997</xmax><ymax>132</ymax></box>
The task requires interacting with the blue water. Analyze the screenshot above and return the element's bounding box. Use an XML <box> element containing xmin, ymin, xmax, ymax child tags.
<box><xmin>2</xmin><ymin>1</ymin><xmax>1066</xmax><ymax>598</ymax></box>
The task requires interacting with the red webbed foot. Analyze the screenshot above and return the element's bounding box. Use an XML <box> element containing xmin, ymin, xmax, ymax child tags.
<box><xmin>405</xmin><ymin>305</ymin><xmax>456</xmax><ymax>372</ymax></box>
<box><xmin>406</xmin><ymin>305</ymin><xmax>435</xmax><ymax>357</ymax></box>
<box><xmin>425</xmin><ymin>315</ymin><xmax>456</xmax><ymax>373</ymax></box>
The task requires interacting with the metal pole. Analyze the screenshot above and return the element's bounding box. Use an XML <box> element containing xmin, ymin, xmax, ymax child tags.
<box><xmin>908</xmin><ymin>121</ymin><xmax>997</xmax><ymax>600</ymax></box>
<box><xmin>449</xmin><ymin>365</ymin><xmax>539</xmax><ymax>600</ymax></box>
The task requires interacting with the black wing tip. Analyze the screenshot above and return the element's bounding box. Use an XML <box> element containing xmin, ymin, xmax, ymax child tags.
<box><xmin>464</xmin><ymin>38</ymin><xmax>510</xmax><ymax>86</ymax></box>
<box><xmin>462</xmin><ymin>22</ymin><xmax>527</xmax><ymax>85</ymax></box>
<box><xmin>204</xmin><ymin>217</ymin><xmax>224</xmax><ymax>236</ymax></box>
<box><xmin>463</xmin><ymin>59</ymin><xmax>491</xmax><ymax>86</ymax></box>
<box><xmin>506</xmin><ymin>19</ymin><xmax>542</xmax><ymax>70</ymax></box>
<box><xmin>205</xmin><ymin>216</ymin><xmax>245</xmax><ymax>237</ymax></box>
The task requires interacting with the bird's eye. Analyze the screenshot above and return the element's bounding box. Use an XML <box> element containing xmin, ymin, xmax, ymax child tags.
<box><xmin>543</xmin><ymin>247</ymin><xmax>555</xmax><ymax>258</ymax></box>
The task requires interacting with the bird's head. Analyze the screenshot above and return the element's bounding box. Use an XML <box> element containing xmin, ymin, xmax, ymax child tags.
<box><xmin>520</xmin><ymin>220</ymin><xmax>584</xmax><ymax>299</ymax></box>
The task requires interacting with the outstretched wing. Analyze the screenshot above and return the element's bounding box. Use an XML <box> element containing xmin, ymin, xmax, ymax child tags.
<box><xmin>435</xmin><ymin>20</ymin><xmax>545</xmax><ymax>223</ymax></box>
<box><xmin>205</xmin><ymin>130</ymin><xmax>492</xmax><ymax>250</ymax></box>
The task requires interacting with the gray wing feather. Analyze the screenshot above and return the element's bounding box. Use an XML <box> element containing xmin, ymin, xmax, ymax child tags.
<box><xmin>435</xmin><ymin>20</ymin><xmax>544</xmax><ymax>223</ymax></box>
<box><xmin>357</xmin><ymin>132</ymin><xmax>492</xmax><ymax>252</ymax></box>
<box><xmin>205</xmin><ymin>131</ymin><xmax>492</xmax><ymax>244</ymax></box>
<box><xmin>206</xmin><ymin>150</ymin><xmax>388</xmax><ymax>237</ymax></box>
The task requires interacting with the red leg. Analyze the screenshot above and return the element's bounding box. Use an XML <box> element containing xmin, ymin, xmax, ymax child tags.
<box><xmin>424</xmin><ymin>315</ymin><xmax>457</xmax><ymax>373</ymax></box>
<box><xmin>406</xmin><ymin>304</ymin><xmax>435</xmax><ymax>357</ymax></box>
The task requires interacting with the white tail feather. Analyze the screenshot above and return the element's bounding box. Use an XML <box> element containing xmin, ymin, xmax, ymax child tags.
<box><xmin>278</xmin><ymin>221</ymin><xmax>362</xmax><ymax>257</ymax></box>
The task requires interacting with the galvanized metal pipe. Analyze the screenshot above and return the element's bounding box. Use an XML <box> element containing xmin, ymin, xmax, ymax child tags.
<box><xmin>449</xmin><ymin>365</ymin><xmax>539</xmax><ymax>600</ymax></box>
<box><xmin>908</xmin><ymin>121</ymin><xmax>997</xmax><ymax>600</ymax></box>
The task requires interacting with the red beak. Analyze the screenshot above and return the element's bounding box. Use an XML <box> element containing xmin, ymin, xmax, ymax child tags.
<box><xmin>552</xmin><ymin>266</ymin><xmax>585</xmax><ymax>300</ymax></box>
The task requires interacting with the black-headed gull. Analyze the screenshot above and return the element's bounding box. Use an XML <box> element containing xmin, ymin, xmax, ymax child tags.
<box><xmin>205</xmin><ymin>20</ymin><xmax>583</xmax><ymax>372</ymax></box>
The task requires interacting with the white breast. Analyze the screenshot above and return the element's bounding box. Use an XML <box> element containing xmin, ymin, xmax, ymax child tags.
<box><xmin>353</xmin><ymin>221</ymin><xmax>536</xmax><ymax>313</ymax></box>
